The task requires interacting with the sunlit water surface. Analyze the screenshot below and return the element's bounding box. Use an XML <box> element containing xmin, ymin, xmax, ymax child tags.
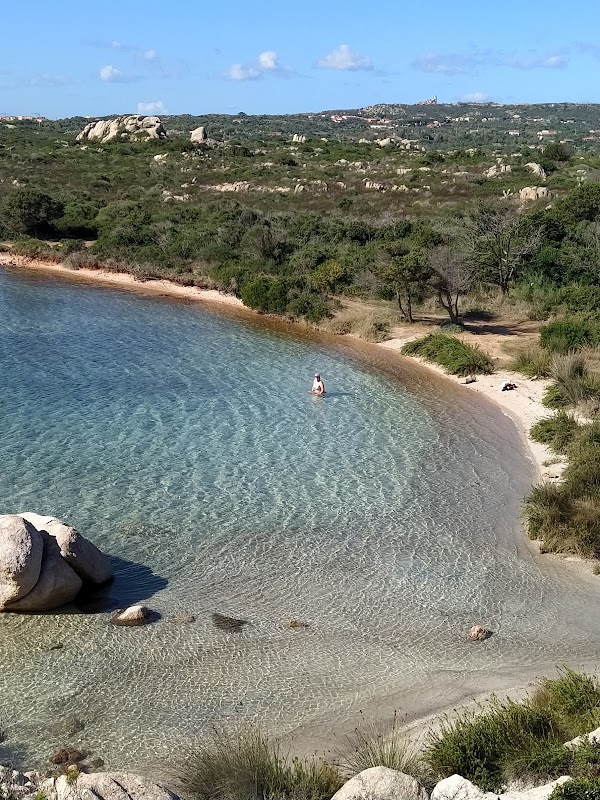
<box><xmin>1</xmin><ymin>267</ymin><xmax>600</xmax><ymax>775</ymax></box>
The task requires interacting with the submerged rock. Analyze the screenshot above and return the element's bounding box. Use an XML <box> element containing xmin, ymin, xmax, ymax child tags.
<box><xmin>467</xmin><ymin>625</ymin><xmax>492</xmax><ymax>641</ymax></box>
<box><xmin>211</xmin><ymin>612</ymin><xmax>249</xmax><ymax>631</ymax></box>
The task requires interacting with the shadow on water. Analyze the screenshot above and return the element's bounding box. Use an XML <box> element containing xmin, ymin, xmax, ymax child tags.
<box><xmin>74</xmin><ymin>554</ymin><xmax>168</xmax><ymax>613</ymax></box>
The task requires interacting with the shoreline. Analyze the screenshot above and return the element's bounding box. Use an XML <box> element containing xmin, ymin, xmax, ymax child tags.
<box><xmin>0</xmin><ymin>252</ymin><xmax>561</xmax><ymax>485</ymax></box>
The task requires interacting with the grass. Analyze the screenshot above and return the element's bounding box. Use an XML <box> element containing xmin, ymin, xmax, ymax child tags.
<box><xmin>426</xmin><ymin>670</ymin><xmax>600</xmax><ymax>793</ymax></box>
<box><xmin>335</xmin><ymin>714</ymin><xmax>429</xmax><ymax>785</ymax></box>
<box><xmin>178</xmin><ymin>727</ymin><xmax>342</xmax><ymax>800</ymax></box>
<box><xmin>507</xmin><ymin>343</ymin><xmax>552</xmax><ymax>378</ymax></box>
<box><xmin>548</xmin><ymin>353</ymin><xmax>597</xmax><ymax>409</ymax></box>
<box><xmin>323</xmin><ymin>308</ymin><xmax>396</xmax><ymax>342</ymax></box>
<box><xmin>551</xmin><ymin>778</ymin><xmax>600</xmax><ymax>800</ymax></box>
<box><xmin>402</xmin><ymin>333</ymin><xmax>494</xmax><ymax>376</ymax></box>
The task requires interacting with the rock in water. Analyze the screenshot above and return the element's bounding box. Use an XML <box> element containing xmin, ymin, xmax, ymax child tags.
<box><xmin>0</xmin><ymin>515</ymin><xmax>44</xmax><ymax>608</ymax></box>
<box><xmin>467</xmin><ymin>625</ymin><xmax>492</xmax><ymax>641</ymax></box>
<box><xmin>111</xmin><ymin>605</ymin><xmax>151</xmax><ymax>626</ymax></box>
<box><xmin>332</xmin><ymin>767</ymin><xmax>428</xmax><ymax>800</ymax></box>
<box><xmin>5</xmin><ymin>531</ymin><xmax>82</xmax><ymax>612</ymax></box>
<box><xmin>20</xmin><ymin>512</ymin><xmax>113</xmax><ymax>585</ymax></box>
<box><xmin>40</xmin><ymin>771</ymin><xmax>181</xmax><ymax>799</ymax></box>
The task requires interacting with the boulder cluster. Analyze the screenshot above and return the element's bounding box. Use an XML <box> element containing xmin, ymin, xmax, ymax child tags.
<box><xmin>0</xmin><ymin>513</ymin><xmax>113</xmax><ymax>612</ymax></box>
<box><xmin>76</xmin><ymin>115</ymin><xmax>167</xmax><ymax>144</ymax></box>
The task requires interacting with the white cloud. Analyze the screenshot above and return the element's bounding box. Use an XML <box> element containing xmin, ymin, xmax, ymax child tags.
<box><xmin>141</xmin><ymin>49</ymin><xmax>159</xmax><ymax>62</ymax></box>
<box><xmin>460</xmin><ymin>92</ymin><xmax>491</xmax><ymax>103</ymax></box>
<box><xmin>412</xmin><ymin>51</ymin><xmax>482</xmax><ymax>75</ymax></box>
<box><xmin>225</xmin><ymin>50</ymin><xmax>288</xmax><ymax>81</ymax></box>
<box><xmin>317</xmin><ymin>44</ymin><xmax>372</xmax><ymax>71</ymax></box>
<box><xmin>99</xmin><ymin>64</ymin><xmax>138</xmax><ymax>83</ymax></box>
<box><xmin>505</xmin><ymin>51</ymin><xmax>569</xmax><ymax>69</ymax></box>
<box><xmin>137</xmin><ymin>100</ymin><xmax>166</xmax><ymax>115</ymax></box>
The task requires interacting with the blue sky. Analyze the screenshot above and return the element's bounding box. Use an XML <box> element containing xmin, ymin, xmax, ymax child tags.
<box><xmin>2</xmin><ymin>0</ymin><xmax>600</xmax><ymax>118</ymax></box>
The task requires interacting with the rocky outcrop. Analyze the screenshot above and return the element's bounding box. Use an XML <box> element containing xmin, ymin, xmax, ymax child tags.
<box><xmin>0</xmin><ymin>516</ymin><xmax>44</xmax><ymax>607</ymax></box>
<box><xmin>519</xmin><ymin>186</ymin><xmax>549</xmax><ymax>202</ymax></box>
<box><xmin>431</xmin><ymin>774</ymin><xmax>570</xmax><ymax>800</ymax></box>
<box><xmin>332</xmin><ymin>768</ymin><xmax>428</xmax><ymax>800</ymax></box>
<box><xmin>190</xmin><ymin>126</ymin><xmax>207</xmax><ymax>143</ymax></box>
<box><xmin>76</xmin><ymin>115</ymin><xmax>167</xmax><ymax>144</ymax></box>
<box><xmin>0</xmin><ymin>513</ymin><xmax>112</xmax><ymax>612</ymax></box>
<box><xmin>525</xmin><ymin>162</ymin><xmax>547</xmax><ymax>179</ymax></box>
<box><xmin>292</xmin><ymin>133</ymin><xmax>306</xmax><ymax>143</ymax></box>
<box><xmin>484</xmin><ymin>165</ymin><xmax>512</xmax><ymax>178</ymax></box>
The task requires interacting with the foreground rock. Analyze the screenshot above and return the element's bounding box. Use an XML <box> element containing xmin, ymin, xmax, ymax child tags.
<box><xmin>37</xmin><ymin>771</ymin><xmax>180</xmax><ymax>799</ymax></box>
<box><xmin>76</xmin><ymin>115</ymin><xmax>167</xmax><ymax>144</ymax></box>
<box><xmin>332</xmin><ymin>767</ymin><xmax>428</xmax><ymax>800</ymax></box>
<box><xmin>0</xmin><ymin>516</ymin><xmax>43</xmax><ymax>607</ymax></box>
<box><xmin>467</xmin><ymin>625</ymin><xmax>492</xmax><ymax>641</ymax></box>
<box><xmin>0</xmin><ymin>513</ymin><xmax>113</xmax><ymax>612</ymax></box>
<box><xmin>190</xmin><ymin>125</ymin><xmax>207</xmax><ymax>143</ymax></box>
<box><xmin>431</xmin><ymin>774</ymin><xmax>570</xmax><ymax>800</ymax></box>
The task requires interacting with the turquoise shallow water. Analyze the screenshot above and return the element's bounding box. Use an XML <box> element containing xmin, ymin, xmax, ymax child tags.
<box><xmin>1</xmin><ymin>266</ymin><xmax>600</xmax><ymax>775</ymax></box>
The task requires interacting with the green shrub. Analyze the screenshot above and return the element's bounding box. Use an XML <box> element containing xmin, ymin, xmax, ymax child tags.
<box><xmin>241</xmin><ymin>276</ymin><xmax>292</xmax><ymax>315</ymax></box>
<box><xmin>541</xmin><ymin>320</ymin><xmax>598</xmax><ymax>353</ymax></box>
<box><xmin>549</xmin><ymin>353</ymin><xmax>595</xmax><ymax>409</ymax></box>
<box><xmin>402</xmin><ymin>334</ymin><xmax>494</xmax><ymax>376</ymax></box>
<box><xmin>427</xmin><ymin>671</ymin><xmax>600</xmax><ymax>792</ymax></box>
<box><xmin>178</xmin><ymin>727</ymin><xmax>342</xmax><ymax>800</ymax></box>
<box><xmin>551</xmin><ymin>778</ymin><xmax>600</xmax><ymax>800</ymax></box>
<box><xmin>530</xmin><ymin>413</ymin><xmax>580</xmax><ymax>454</ymax></box>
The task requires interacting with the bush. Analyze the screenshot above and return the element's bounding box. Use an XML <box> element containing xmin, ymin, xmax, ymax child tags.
<box><xmin>552</xmin><ymin>778</ymin><xmax>600</xmax><ymax>800</ymax></box>
<box><xmin>426</xmin><ymin>671</ymin><xmax>600</xmax><ymax>792</ymax></box>
<box><xmin>241</xmin><ymin>276</ymin><xmax>292</xmax><ymax>314</ymax></box>
<box><xmin>549</xmin><ymin>353</ymin><xmax>595</xmax><ymax>409</ymax></box>
<box><xmin>402</xmin><ymin>334</ymin><xmax>494</xmax><ymax>376</ymax></box>
<box><xmin>324</xmin><ymin>309</ymin><xmax>395</xmax><ymax>342</ymax></box>
<box><xmin>541</xmin><ymin>320</ymin><xmax>598</xmax><ymax>354</ymax></box>
<box><xmin>178</xmin><ymin>728</ymin><xmax>342</xmax><ymax>800</ymax></box>
<box><xmin>530</xmin><ymin>413</ymin><xmax>580</xmax><ymax>454</ymax></box>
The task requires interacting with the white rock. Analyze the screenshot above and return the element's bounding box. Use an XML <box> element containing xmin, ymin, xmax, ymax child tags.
<box><xmin>111</xmin><ymin>605</ymin><xmax>150</xmax><ymax>626</ymax></box>
<box><xmin>525</xmin><ymin>162</ymin><xmax>546</xmax><ymax>179</ymax></box>
<box><xmin>564</xmin><ymin>725</ymin><xmax>600</xmax><ymax>748</ymax></box>
<box><xmin>0</xmin><ymin>515</ymin><xmax>44</xmax><ymax>608</ymax></box>
<box><xmin>20</xmin><ymin>513</ymin><xmax>113</xmax><ymax>585</ymax></box>
<box><xmin>153</xmin><ymin>154</ymin><xmax>169</xmax><ymax>162</ymax></box>
<box><xmin>4</xmin><ymin>530</ymin><xmax>82</xmax><ymax>612</ymax></box>
<box><xmin>333</xmin><ymin>768</ymin><xmax>428</xmax><ymax>800</ymax></box>
<box><xmin>190</xmin><ymin>126</ymin><xmax>207</xmax><ymax>143</ymax></box>
<box><xmin>292</xmin><ymin>133</ymin><xmax>306</xmax><ymax>143</ymax></box>
<box><xmin>519</xmin><ymin>186</ymin><xmax>549</xmax><ymax>202</ymax></box>
<box><xmin>431</xmin><ymin>775</ymin><xmax>492</xmax><ymax>800</ymax></box>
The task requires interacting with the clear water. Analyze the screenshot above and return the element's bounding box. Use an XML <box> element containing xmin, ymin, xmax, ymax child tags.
<box><xmin>1</xmin><ymin>267</ymin><xmax>600</xmax><ymax>776</ymax></box>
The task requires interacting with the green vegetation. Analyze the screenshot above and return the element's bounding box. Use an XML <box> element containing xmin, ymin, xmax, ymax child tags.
<box><xmin>551</xmin><ymin>778</ymin><xmax>600</xmax><ymax>800</ymax></box>
<box><xmin>530</xmin><ymin>412</ymin><xmax>580</xmax><ymax>453</ymax></box>
<box><xmin>402</xmin><ymin>333</ymin><xmax>494</xmax><ymax>376</ymax></box>
<box><xmin>541</xmin><ymin>320</ymin><xmax>599</xmax><ymax>354</ymax></box>
<box><xmin>508</xmin><ymin>343</ymin><xmax>552</xmax><ymax>378</ymax></box>
<box><xmin>427</xmin><ymin>670</ymin><xmax>600</xmax><ymax>792</ymax></box>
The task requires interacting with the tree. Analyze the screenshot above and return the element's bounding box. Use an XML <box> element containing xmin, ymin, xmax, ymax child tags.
<box><xmin>464</xmin><ymin>202</ymin><xmax>540</xmax><ymax>295</ymax></box>
<box><xmin>4</xmin><ymin>189</ymin><xmax>64</xmax><ymax>238</ymax></box>
<box><xmin>429</xmin><ymin>246</ymin><xmax>476</xmax><ymax>324</ymax></box>
<box><xmin>377</xmin><ymin>243</ymin><xmax>431</xmax><ymax>323</ymax></box>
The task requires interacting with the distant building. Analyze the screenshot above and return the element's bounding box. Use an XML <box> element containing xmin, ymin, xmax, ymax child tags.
<box><xmin>416</xmin><ymin>96</ymin><xmax>437</xmax><ymax>106</ymax></box>
<box><xmin>0</xmin><ymin>115</ymin><xmax>46</xmax><ymax>122</ymax></box>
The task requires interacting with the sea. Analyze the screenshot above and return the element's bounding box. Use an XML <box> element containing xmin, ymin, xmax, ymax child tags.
<box><xmin>1</xmin><ymin>265</ymin><xmax>600</xmax><ymax>775</ymax></box>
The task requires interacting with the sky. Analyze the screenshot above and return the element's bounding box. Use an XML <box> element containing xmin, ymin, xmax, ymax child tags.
<box><xmin>2</xmin><ymin>0</ymin><xmax>600</xmax><ymax>118</ymax></box>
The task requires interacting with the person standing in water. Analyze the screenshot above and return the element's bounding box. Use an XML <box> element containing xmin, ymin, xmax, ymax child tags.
<box><xmin>310</xmin><ymin>373</ymin><xmax>325</xmax><ymax>395</ymax></box>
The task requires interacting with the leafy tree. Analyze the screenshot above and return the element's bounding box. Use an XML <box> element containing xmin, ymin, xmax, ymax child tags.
<box><xmin>378</xmin><ymin>244</ymin><xmax>431</xmax><ymax>323</ymax></box>
<box><xmin>4</xmin><ymin>189</ymin><xmax>64</xmax><ymax>237</ymax></box>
